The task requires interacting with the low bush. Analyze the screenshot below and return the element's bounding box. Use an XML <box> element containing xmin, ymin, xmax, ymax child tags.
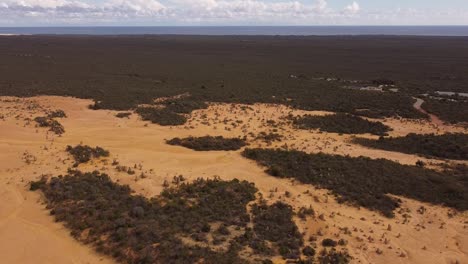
<box><xmin>353</xmin><ymin>133</ymin><xmax>468</xmax><ymax>160</ymax></box>
<box><xmin>242</xmin><ymin>148</ymin><xmax>467</xmax><ymax>217</ymax></box>
<box><xmin>167</xmin><ymin>136</ymin><xmax>246</xmax><ymax>151</ymax></box>
<box><xmin>66</xmin><ymin>145</ymin><xmax>109</xmax><ymax>166</ymax></box>
<box><xmin>47</xmin><ymin>109</ymin><xmax>67</xmax><ymax>118</ymax></box>
<box><xmin>115</xmin><ymin>112</ymin><xmax>131</xmax><ymax>118</ymax></box>
<box><xmin>34</xmin><ymin>116</ymin><xmax>65</xmax><ymax>135</ymax></box>
<box><xmin>293</xmin><ymin>113</ymin><xmax>391</xmax><ymax>136</ymax></box>
<box><xmin>322</xmin><ymin>238</ymin><xmax>337</xmax><ymax>247</ymax></box>
<box><xmin>318</xmin><ymin>249</ymin><xmax>352</xmax><ymax>264</ymax></box>
<box><xmin>136</xmin><ymin>107</ymin><xmax>186</xmax><ymax>126</ymax></box>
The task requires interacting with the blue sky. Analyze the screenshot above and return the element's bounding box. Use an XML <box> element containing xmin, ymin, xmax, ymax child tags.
<box><xmin>1</xmin><ymin>0</ymin><xmax>468</xmax><ymax>26</ymax></box>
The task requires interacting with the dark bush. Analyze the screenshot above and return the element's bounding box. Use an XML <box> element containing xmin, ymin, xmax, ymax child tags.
<box><xmin>66</xmin><ymin>145</ymin><xmax>110</xmax><ymax>166</ymax></box>
<box><xmin>354</xmin><ymin>133</ymin><xmax>468</xmax><ymax>160</ymax></box>
<box><xmin>302</xmin><ymin>246</ymin><xmax>316</xmax><ymax>256</ymax></box>
<box><xmin>115</xmin><ymin>112</ymin><xmax>131</xmax><ymax>118</ymax></box>
<box><xmin>47</xmin><ymin>110</ymin><xmax>67</xmax><ymax>118</ymax></box>
<box><xmin>136</xmin><ymin>107</ymin><xmax>186</xmax><ymax>126</ymax></box>
<box><xmin>242</xmin><ymin>148</ymin><xmax>468</xmax><ymax>217</ymax></box>
<box><xmin>318</xmin><ymin>249</ymin><xmax>352</xmax><ymax>264</ymax></box>
<box><xmin>322</xmin><ymin>238</ymin><xmax>337</xmax><ymax>247</ymax></box>
<box><xmin>293</xmin><ymin>113</ymin><xmax>391</xmax><ymax>136</ymax></box>
<box><xmin>34</xmin><ymin>116</ymin><xmax>65</xmax><ymax>135</ymax></box>
<box><xmin>167</xmin><ymin>136</ymin><xmax>246</xmax><ymax>151</ymax></box>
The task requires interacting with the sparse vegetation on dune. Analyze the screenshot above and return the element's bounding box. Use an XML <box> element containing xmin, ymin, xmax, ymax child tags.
<box><xmin>293</xmin><ymin>113</ymin><xmax>392</xmax><ymax>136</ymax></box>
<box><xmin>353</xmin><ymin>133</ymin><xmax>468</xmax><ymax>160</ymax></box>
<box><xmin>242</xmin><ymin>148</ymin><xmax>467</xmax><ymax>217</ymax></box>
<box><xmin>167</xmin><ymin>136</ymin><xmax>246</xmax><ymax>151</ymax></box>
<box><xmin>30</xmin><ymin>171</ymin><xmax>316</xmax><ymax>263</ymax></box>
<box><xmin>66</xmin><ymin>145</ymin><xmax>109</xmax><ymax>166</ymax></box>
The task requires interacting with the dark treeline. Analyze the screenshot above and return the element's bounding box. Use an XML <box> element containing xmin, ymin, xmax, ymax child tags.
<box><xmin>353</xmin><ymin>133</ymin><xmax>468</xmax><ymax>160</ymax></box>
<box><xmin>4</xmin><ymin>36</ymin><xmax>467</xmax><ymax>122</ymax></box>
<box><xmin>242</xmin><ymin>148</ymin><xmax>467</xmax><ymax>217</ymax></box>
<box><xmin>167</xmin><ymin>136</ymin><xmax>247</xmax><ymax>151</ymax></box>
<box><xmin>293</xmin><ymin>113</ymin><xmax>392</xmax><ymax>136</ymax></box>
<box><xmin>30</xmin><ymin>171</ymin><xmax>323</xmax><ymax>263</ymax></box>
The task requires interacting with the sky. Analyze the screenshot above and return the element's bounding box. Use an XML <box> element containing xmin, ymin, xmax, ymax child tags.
<box><xmin>1</xmin><ymin>0</ymin><xmax>468</xmax><ymax>26</ymax></box>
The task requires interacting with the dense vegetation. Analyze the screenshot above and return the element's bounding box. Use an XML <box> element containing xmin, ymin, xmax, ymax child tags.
<box><xmin>167</xmin><ymin>136</ymin><xmax>247</xmax><ymax>151</ymax></box>
<box><xmin>30</xmin><ymin>171</ymin><xmax>316</xmax><ymax>263</ymax></box>
<box><xmin>293</xmin><ymin>113</ymin><xmax>392</xmax><ymax>135</ymax></box>
<box><xmin>66</xmin><ymin>145</ymin><xmax>110</xmax><ymax>166</ymax></box>
<box><xmin>136</xmin><ymin>107</ymin><xmax>187</xmax><ymax>126</ymax></box>
<box><xmin>3</xmin><ymin>36</ymin><xmax>465</xmax><ymax>122</ymax></box>
<box><xmin>423</xmin><ymin>98</ymin><xmax>468</xmax><ymax>124</ymax></box>
<box><xmin>242</xmin><ymin>148</ymin><xmax>467</xmax><ymax>217</ymax></box>
<box><xmin>251</xmin><ymin>201</ymin><xmax>303</xmax><ymax>259</ymax></box>
<box><xmin>353</xmin><ymin>133</ymin><xmax>468</xmax><ymax>160</ymax></box>
<box><xmin>34</xmin><ymin>116</ymin><xmax>65</xmax><ymax>135</ymax></box>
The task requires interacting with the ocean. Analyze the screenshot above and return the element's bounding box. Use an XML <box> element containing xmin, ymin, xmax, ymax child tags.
<box><xmin>1</xmin><ymin>26</ymin><xmax>468</xmax><ymax>36</ymax></box>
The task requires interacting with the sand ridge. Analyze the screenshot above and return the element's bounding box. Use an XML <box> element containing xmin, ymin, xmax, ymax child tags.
<box><xmin>0</xmin><ymin>95</ymin><xmax>467</xmax><ymax>264</ymax></box>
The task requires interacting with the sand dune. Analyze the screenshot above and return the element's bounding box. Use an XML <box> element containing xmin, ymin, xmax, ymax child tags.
<box><xmin>0</xmin><ymin>96</ymin><xmax>466</xmax><ymax>264</ymax></box>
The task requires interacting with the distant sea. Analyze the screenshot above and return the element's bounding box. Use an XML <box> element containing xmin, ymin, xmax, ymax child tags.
<box><xmin>1</xmin><ymin>26</ymin><xmax>468</xmax><ymax>36</ymax></box>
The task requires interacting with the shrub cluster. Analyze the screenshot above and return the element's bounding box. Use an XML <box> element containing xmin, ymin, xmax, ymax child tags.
<box><xmin>30</xmin><ymin>171</ymin><xmax>314</xmax><ymax>263</ymax></box>
<box><xmin>167</xmin><ymin>136</ymin><xmax>246</xmax><ymax>151</ymax></box>
<box><xmin>242</xmin><ymin>148</ymin><xmax>467</xmax><ymax>217</ymax></box>
<box><xmin>293</xmin><ymin>113</ymin><xmax>391</xmax><ymax>136</ymax></box>
<box><xmin>251</xmin><ymin>201</ymin><xmax>304</xmax><ymax>259</ymax></box>
<box><xmin>423</xmin><ymin>98</ymin><xmax>468</xmax><ymax>124</ymax></box>
<box><xmin>318</xmin><ymin>249</ymin><xmax>352</xmax><ymax>264</ymax></box>
<box><xmin>115</xmin><ymin>112</ymin><xmax>132</xmax><ymax>118</ymax></box>
<box><xmin>47</xmin><ymin>109</ymin><xmax>67</xmax><ymax>118</ymax></box>
<box><xmin>353</xmin><ymin>133</ymin><xmax>468</xmax><ymax>160</ymax></box>
<box><xmin>34</xmin><ymin>116</ymin><xmax>65</xmax><ymax>135</ymax></box>
<box><xmin>66</xmin><ymin>145</ymin><xmax>109</xmax><ymax>166</ymax></box>
<box><xmin>136</xmin><ymin>107</ymin><xmax>187</xmax><ymax>126</ymax></box>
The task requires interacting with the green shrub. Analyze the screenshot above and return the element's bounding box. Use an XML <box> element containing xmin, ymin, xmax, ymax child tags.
<box><xmin>242</xmin><ymin>148</ymin><xmax>467</xmax><ymax>217</ymax></box>
<box><xmin>167</xmin><ymin>136</ymin><xmax>246</xmax><ymax>151</ymax></box>
<box><xmin>136</xmin><ymin>107</ymin><xmax>186</xmax><ymax>126</ymax></box>
<box><xmin>66</xmin><ymin>145</ymin><xmax>109</xmax><ymax>166</ymax></box>
<box><xmin>293</xmin><ymin>113</ymin><xmax>391</xmax><ymax>136</ymax></box>
<box><xmin>353</xmin><ymin>133</ymin><xmax>468</xmax><ymax>160</ymax></box>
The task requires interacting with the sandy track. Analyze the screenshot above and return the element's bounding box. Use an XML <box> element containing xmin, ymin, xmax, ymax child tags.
<box><xmin>0</xmin><ymin>96</ymin><xmax>466</xmax><ymax>264</ymax></box>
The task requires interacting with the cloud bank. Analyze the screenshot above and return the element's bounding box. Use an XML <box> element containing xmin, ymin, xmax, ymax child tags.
<box><xmin>0</xmin><ymin>0</ymin><xmax>467</xmax><ymax>25</ymax></box>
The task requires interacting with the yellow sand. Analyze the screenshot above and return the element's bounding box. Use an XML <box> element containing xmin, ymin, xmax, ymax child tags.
<box><xmin>0</xmin><ymin>96</ymin><xmax>466</xmax><ymax>264</ymax></box>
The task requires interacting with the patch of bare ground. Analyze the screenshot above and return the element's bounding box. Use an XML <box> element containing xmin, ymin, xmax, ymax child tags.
<box><xmin>0</xmin><ymin>96</ymin><xmax>467</xmax><ymax>264</ymax></box>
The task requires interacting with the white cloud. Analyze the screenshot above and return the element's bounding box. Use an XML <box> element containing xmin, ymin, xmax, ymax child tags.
<box><xmin>1</xmin><ymin>0</ymin><xmax>468</xmax><ymax>25</ymax></box>
<box><xmin>344</xmin><ymin>1</ymin><xmax>359</xmax><ymax>14</ymax></box>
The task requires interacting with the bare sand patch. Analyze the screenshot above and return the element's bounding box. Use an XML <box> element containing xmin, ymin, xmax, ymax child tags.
<box><xmin>0</xmin><ymin>95</ymin><xmax>466</xmax><ymax>264</ymax></box>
